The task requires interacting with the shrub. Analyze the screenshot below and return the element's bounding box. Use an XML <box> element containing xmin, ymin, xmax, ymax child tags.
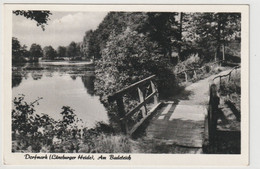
<box><xmin>174</xmin><ymin>53</ymin><xmax>201</xmax><ymax>74</ymax></box>
<box><xmin>12</xmin><ymin>95</ymin><xmax>126</xmax><ymax>153</ymax></box>
<box><xmin>219</xmin><ymin>69</ymin><xmax>241</xmax><ymax>96</ymax></box>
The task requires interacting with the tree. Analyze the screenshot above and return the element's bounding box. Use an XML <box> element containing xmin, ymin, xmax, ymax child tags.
<box><xmin>139</xmin><ymin>12</ymin><xmax>179</xmax><ymax>62</ymax></box>
<box><xmin>81</xmin><ymin>30</ymin><xmax>93</xmax><ymax>59</ymax></box>
<box><xmin>13</xmin><ymin>10</ymin><xmax>52</xmax><ymax>31</ymax></box>
<box><xmin>12</xmin><ymin>37</ymin><xmax>29</xmax><ymax>64</ymax></box>
<box><xmin>57</xmin><ymin>46</ymin><xmax>67</xmax><ymax>58</ymax></box>
<box><xmin>191</xmin><ymin>13</ymin><xmax>241</xmax><ymax>61</ymax></box>
<box><xmin>43</xmin><ymin>46</ymin><xmax>56</xmax><ymax>60</ymax></box>
<box><xmin>67</xmin><ymin>41</ymin><xmax>77</xmax><ymax>60</ymax></box>
<box><xmin>76</xmin><ymin>42</ymin><xmax>82</xmax><ymax>58</ymax></box>
<box><xmin>29</xmin><ymin>43</ymin><xmax>43</xmax><ymax>62</ymax></box>
<box><xmin>12</xmin><ymin>37</ymin><xmax>22</xmax><ymax>62</ymax></box>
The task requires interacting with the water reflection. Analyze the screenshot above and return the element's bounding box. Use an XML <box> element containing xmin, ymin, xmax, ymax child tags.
<box><xmin>70</xmin><ymin>75</ymin><xmax>77</xmax><ymax>81</ymax></box>
<box><xmin>12</xmin><ymin>72</ymin><xmax>23</xmax><ymax>88</ymax></box>
<box><xmin>81</xmin><ymin>76</ymin><xmax>95</xmax><ymax>96</ymax></box>
<box><xmin>12</xmin><ymin>62</ymin><xmax>108</xmax><ymax>128</ymax></box>
<box><xmin>31</xmin><ymin>72</ymin><xmax>43</xmax><ymax>80</ymax></box>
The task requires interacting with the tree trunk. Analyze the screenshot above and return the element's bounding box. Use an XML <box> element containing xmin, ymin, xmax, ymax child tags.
<box><xmin>178</xmin><ymin>12</ymin><xmax>183</xmax><ymax>62</ymax></box>
<box><xmin>216</xmin><ymin>17</ymin><xmax>221</xmax><ymax>61</ymax></box>
<box><xmin>222</xmin><ymin>44</ymin><xmax>225</xmax><ymax>61</ymax></box>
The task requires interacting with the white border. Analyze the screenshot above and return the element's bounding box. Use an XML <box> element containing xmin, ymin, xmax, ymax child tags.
<box><xmin>2</xmin><ymin>1</ymin><xmax>259</xmax><ymax>168</ymax></box>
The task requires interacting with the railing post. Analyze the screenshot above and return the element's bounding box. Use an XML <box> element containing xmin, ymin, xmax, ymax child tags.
<box><xmin>208</xmin><ymin>84</ymin><xmax>220</xmax><ymax>145</ymax></box>
<box><xmin>228</xmin><ymin>73</ymin><xmax>231</xmax><ymax>81</ymax></box>
<box><xmin>116</xmin><ymin>97</ymin><xmax>128</xmax><ymax>134</ymax></box>
<box><xmin>184</xmin><ymin>71</ymin><xmax>188</xmax><ymax>83</ymax></box>
<box><xmin>150</xmin><ymin>80</ymin><xmax>158</xmax><ymax>104</ymax></box>
<box><xmin>138</xmin><ymin>87</ymin><xmax>147</xmax><ymax>117</ymax></box>
<box><xmin>193</xmin><ymin>70</ymin><xmax>197</xmax><ymax>79</ymax></box>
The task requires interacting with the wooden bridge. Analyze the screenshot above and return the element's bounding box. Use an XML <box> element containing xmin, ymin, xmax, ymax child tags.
<box><xmin>108</xmin><ymin>75</ymin><xmax>162</xmax><ymax>135</ymax></box>
<box><xmin>108</xmin><ymin>66</ymin><xmax>241</xmax><ymax>153</ymax></box>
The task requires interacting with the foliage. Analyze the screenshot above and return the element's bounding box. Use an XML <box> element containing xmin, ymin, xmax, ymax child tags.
<box><xmin>43</xmin><ymin>46</ymin><xmax>57</xmax><ymax>60</ymax></box>
<box><xmin>29</xmin><ymin>43</ymin><xmax>43</xmax><ymax>62</ymax></box>
<box><xmin>12</xmin><ymin>95</ymin><xmax>125</xmax><ymax>153</ymax></box>
<box><xmin>185</xmin><ymin>13</ymin><xmax>241</xmax><ymax>61</ymax></box>
<box><xmin>13</xmin><ymin>10</ymin><xmax>52</xmax><ymax>31</ymax></box>
<box><xmin>12</xmin><ymin>37</ymin><xmax>29</xmax><ymax>64</ymax></box>
<box><xmin>81</xmin><ymin>12</ymin><xmax>149</xmax><ymax>60</ymax></box>
<box><xmin>219</xmin><ymin>69</ymin><xmax>241</xmax><ymax>96</ymax></box>
<box><xmin>66</xmin><ymin>41</ymin><xmax>81</xmax><ymax>59</ymax></box>
<box><xmin>56</xmin><ymin>46</ymin><xmax>67</xmax><ymax>58</ymax></box>
<box><xmin>139</xmin><ymin>12</ymin><xmax>179</xmax><ymax>60</ymax></box>
<box><xmin>80</xmin><ymin>30</ymin><xmax>94</xmax><ymax>60</ymax></box>
<box><xmin>174</xmin><ymin>54</ymin><xmax>201</xmax><ymax>74</ymax></box>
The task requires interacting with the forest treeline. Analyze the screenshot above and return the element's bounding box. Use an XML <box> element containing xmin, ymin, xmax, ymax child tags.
<box><xmin>89</xmin><ymin>12</ymin><xmax>241</xmax><ymax>95</ymax></box>
<box><xmin>13</xmin><ymin>12</ymin><xmax>241</xmax><ymax>63</ymax></box>
<box><xmin>12</xmin><ymin>38</ymin><xmax>82</xmax><ymax>63</ymax></box>
<box><xmin>83</xmin><ymin>12</ymin><xmax>241</xmax><ymax>62</ymax></box>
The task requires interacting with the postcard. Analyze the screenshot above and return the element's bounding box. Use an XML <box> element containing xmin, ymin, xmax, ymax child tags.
<box><xmin>2</xmin><ymin>4</ymin><xmax>249</xmax><ymax>166</ymax></box>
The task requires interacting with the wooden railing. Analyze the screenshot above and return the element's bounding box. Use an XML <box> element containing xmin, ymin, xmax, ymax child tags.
<box><xmin>212</xmin><ymin>65</ymin><xmax>240</xmax><ymax>84</ymax></box>
<box><xmin>208</xmin><ymin>65</ymin><xmax>241</xmax><ymax>144</ymax></box>
<box><xmin>176</xmin><ymin>60</ymin><xmax>240</xmax><ymax>83</ymax></box>
<box><xmin>177</xmin><ymin>68</ymin><xmax>202</xmax><ymax>83</ymax></box>
<box><xmin>176</xmin><ymin>60</ymin><xmax>223</xmax><ymax>83</ymax></box>
<box><xmin>108</xmin><ymin>75</ymin><xmax>161</xmax><ymax>136</ymax></box>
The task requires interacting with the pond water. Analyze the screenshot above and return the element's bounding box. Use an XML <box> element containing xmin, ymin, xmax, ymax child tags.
<box><xmin>12</xmin><ymin>62</ymin><xmax>108</xmax><ymax>128</ymax></box>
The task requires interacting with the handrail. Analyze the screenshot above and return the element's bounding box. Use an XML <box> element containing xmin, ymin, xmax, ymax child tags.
<box><xmin>176</xmin><ymin>68</ymin><xmax>202</xmax><ymax>75</ymax></box>
<box><xmin>176</xmin><ymin>60</ymin><xmax>240</xmax><ymax>83</ymax></box>
<box><xmin>107</xmin><ymin>75</ymin><xmax>161</xmax><ymax>136</ymax></box>
<box><xmin>208</xmin><ymin>65</ymin><xmax>241</xmax><ymax>145</ymax></box>
<box><xmin>108</xmin><ymin>75</ymin><xmax>156</xmax><ymax>102</ymax></box>
<box><xmin>212</xmin><ymin>65</ymin><xmax>240</xmax><ymax>81</ymax></box>
<box><xmin>176</xmin><ymin>60</ymin><xmax>224</xmax><ymax>75</ymax></box>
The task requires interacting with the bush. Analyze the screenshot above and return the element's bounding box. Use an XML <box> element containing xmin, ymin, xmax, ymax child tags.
<box><xmin>174</xmin><ymin>54</ymin><xmax>201</xmax><ymax>74</ymax></box>
<box><xmin>12</xmin><ymin>95</ymin><xmax>125</xmax><ymax>153</ymax></box>
<box><xmin>219</xmin><ymin>69</ymin><xmax>241</xmax><ymax>96</ymax></box>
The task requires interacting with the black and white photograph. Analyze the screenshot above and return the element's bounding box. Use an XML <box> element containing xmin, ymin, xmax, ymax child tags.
<box><xmin>2</xmin><ymin>4</ymin><xmax>249</xmax><ymax>166</ymax></box>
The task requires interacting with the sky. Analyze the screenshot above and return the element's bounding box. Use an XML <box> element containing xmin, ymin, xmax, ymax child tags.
<box><xmin>13</xmin><ymin>11</ymin><xmax>108</xmax><ymax>49</ymax></box>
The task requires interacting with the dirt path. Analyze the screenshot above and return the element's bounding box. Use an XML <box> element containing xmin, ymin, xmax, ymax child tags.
<box><xmin>133</xmin><ymin>69</ymin><xmax>232</xmax><ymax>154</ymax></box>
<box><xmin>180</xmin><ymin>69</ymin><xmax>232</xmax><ymax>105</ymax></box>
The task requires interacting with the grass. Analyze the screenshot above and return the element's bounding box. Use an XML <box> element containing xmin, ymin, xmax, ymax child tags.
<box><xmin>90</xmin><ymin>134</ymin><xmax>131</xmax><ymax>153</ymax></box>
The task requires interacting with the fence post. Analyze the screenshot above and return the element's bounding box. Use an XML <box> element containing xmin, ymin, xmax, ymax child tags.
<box><xmin>184</xmin><ymin>71</ymin><xmax>188</xmax><ymax>83</ymax></box>
<box><xmin>150</xmin><ymin>80</ymin><xmax>158</xmax><ymax>104</ymax></box>
<box><xmin>116</xmin><ymin>97</ymin><xmax>128</xmax><ymax>134</ymax></box>
<box><xmin>208</xmin><ymin>84</ymin><xmax>220</xmax><ymax>145</ymax></box>
<box><xmin>138</xmin><ymin>87</ymin><xmax>147</xmax><ymax>117</ymax></box>
<box><xmin>193</xmin><ymin>70</ymin><xmax>197</xmax><ymax>79</ymax></box>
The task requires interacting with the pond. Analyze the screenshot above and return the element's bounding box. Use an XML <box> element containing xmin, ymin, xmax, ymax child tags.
<box><xmin>12</xmin><ymin>62</ymin><xmax>108</xmax><ymax>128</ymax></box>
